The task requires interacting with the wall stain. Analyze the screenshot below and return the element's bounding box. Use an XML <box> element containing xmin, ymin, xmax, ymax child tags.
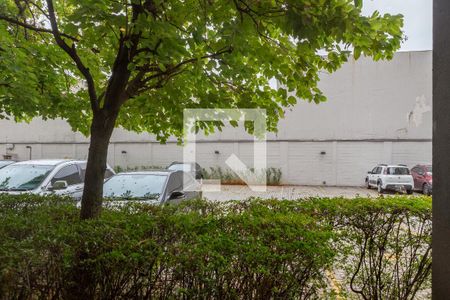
<box><xmin>407</xmin><ymin>95</ymin><xmax>431</xmax><ymax>127</ymax></box>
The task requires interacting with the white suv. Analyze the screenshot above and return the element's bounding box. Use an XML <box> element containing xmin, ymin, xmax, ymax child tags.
<box><xmin>365</xmin><ymin>164</ymin><xmax>414</xmax><ymax>194</ymax></box>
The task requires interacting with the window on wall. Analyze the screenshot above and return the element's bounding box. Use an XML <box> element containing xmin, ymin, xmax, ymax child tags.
<box><xmin>51</xmin><ymin>165</ymin><xmax>82</xmax><ymax>186</ymax></box>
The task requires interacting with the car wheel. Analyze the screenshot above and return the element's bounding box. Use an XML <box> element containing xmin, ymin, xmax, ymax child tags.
<box><xmin>423</xmin><ymin>183</ymin><xmax>431</xmax><ymax>196</ymax></box>
<box><xmin>377</xmin><ymin>181</ymin><xmax>384</xmax><ymax>194</ymax></box>
<box><xmin>366</xmin><ymin>178</ymin><xmax>371</xmax><ymax>189</ymax></box>
<box><xmin>406</xmin><ymin>188</ymin><xmax>413</xmax><ymax>195</ymax></box>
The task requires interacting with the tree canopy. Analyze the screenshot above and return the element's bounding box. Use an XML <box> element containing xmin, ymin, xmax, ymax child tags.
<box><xmin>0</xmin><ymin>0</ymin><xmax>403</xmax><ymax>138</ymax></box>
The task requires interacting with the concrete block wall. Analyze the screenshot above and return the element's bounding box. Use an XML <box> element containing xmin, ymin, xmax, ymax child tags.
<box><xmin>0</xmin><ymin>140</ymin><xmax>431</xmax><ymax>186</ymax></box>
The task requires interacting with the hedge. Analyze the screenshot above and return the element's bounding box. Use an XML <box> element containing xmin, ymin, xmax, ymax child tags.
<box><xmin>0</xmin><ymin>194</ymin><xmax>431</xmax><ymax>299</ymax></box>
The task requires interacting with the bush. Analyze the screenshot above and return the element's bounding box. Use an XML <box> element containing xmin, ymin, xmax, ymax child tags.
<box><xmin>0</xmin><ymin>194</ymin><xmax>332</xmax><ymax>299</ymax></box>
<box><xmin>330</xmin><ymin>198</ymin><xmax>432</xmax><ymax>299</ymax></box>
<box><xmin>0</xmin><ymin>195</ymin><xmax>431</xmax><ymax>299</ymax></box>
<box><xmin>202</xmin><ymin>167</ymin><xmax>282</xmax><ymax>185</ymax></box>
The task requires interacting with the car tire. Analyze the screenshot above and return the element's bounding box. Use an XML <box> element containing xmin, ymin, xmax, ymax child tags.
<box><xmin>377</xmin><ymin>181</ymin><xmax>384</xmax><ymax>194</ymax></box>
<box><xmin>423</xmin><ymin>183</ymin><xmax>431</xmax><ymax>196</ymax></box>
<box><xmin>366</xmin><ymin>178</ymin><xmax>371</xmax><ymax>189</ymax></box>
<box><xmin>406</xmin><ymin>189</ymin><xmax>413</xmax><ymax>195</ymax></box>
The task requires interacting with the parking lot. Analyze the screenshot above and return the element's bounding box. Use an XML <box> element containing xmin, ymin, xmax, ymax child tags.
<box><xmin>203</xmin><ymin>184</ymin><xmax>424</xmax><ymax>201</ymax></box>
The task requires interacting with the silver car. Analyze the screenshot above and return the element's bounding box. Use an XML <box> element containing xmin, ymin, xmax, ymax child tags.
<box><xmin>0</xmin><ymin>159</ymin><xmax>115</xmax><ymax>199</ymax></box>
<box><xmin>0</xmin><ymin>160</ymin><xmax>15</xmax><ymax>169</ymax></box>
<box><xmin>103</xmin><ymin>170</ymin><xmax>201</xmax><ymax>205</ymax></box>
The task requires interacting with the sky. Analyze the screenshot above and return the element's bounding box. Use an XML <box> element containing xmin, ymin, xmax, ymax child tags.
<box><xmin>362</xmin><ymin>0</ymin><xmax>432</xmax><ymax>51</ymax></box>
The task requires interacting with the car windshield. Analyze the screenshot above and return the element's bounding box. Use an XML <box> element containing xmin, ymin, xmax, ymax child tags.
<box><xmin>168</xmin><ymin>163</ymin><xmax>192</xmax><ymax>172</ymax></box>
<box><xmin>103</xmin><ymin>174</ymin><xmax>167</xmax><ymax>200</ymax></box>
<box><xmin>0</xmin><ymin>161</ymin><xmax>13</xmax><ymax>169</ymax></box>
<box><xmin>0</xmin><ymin>164</ymin><xmax>54</xmax><ymax>191</ymax></box>
<box><xmin>387</xmin><ymin>167</ymin><xmax>410</xmax><ymax>175</ymax></box>
<box><xmin>427</xmin><ymin>165</ymin><xmax>432</xmax><ymax>173</ymax></box>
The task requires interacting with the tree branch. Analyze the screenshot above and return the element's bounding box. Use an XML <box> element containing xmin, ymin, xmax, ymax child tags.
<box><xmin>102</xmin><ymin>2</ymin><xmax>146</xmax><ymax>111</ymax></box>
<box><xmin>46</xmin><ymin>0</ymin><xmax>99</xmax><ymax>112</ymax></box>
<box><xmin>28</xmin><ymin>0</ymin><xmax>50</xmax><ymax>19</ymax></box>
<box><xmin>125</xmin><ymin>46</ymin><xmax>233</xmax><ymax>98</ymax></box>
<box><xmin>135</xmin><ymin>39</ymin><xmax>162</xmax><ymax>55</ymax></box>
<box><xmin>0</xmin><ymin>14</ymin><xmax>79</xmax><ymax>42</ymax></box>
<box><xmin>172</xmin><ymin>46</ymin><xmax>233</xmax><ymax>71</ymax></box>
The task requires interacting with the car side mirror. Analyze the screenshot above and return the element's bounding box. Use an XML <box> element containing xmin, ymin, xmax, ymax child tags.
<box><xmin>169</xmin><ymin>191</ymin><xmax>185</xmax><ymax>200</ymax></box>
<box><xmin>367</xmin><ymin>171</ymin><xmax>372</xmax><ymax>174</ymax></box>
<box><xmin>49</xmin><ymin>180</ymin><xmax>68</xmax><ymax>191</ymax></box>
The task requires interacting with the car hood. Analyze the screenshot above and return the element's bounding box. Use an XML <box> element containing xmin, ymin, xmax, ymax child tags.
<box><xmin>105</xmin><ymin>199</ymin><xmax>161</xmax><ymax>207</ymax></box>
<box><xmin>76</xmin><ymin>199</ymin><xmax>161</xmax><ymax>209</ymax></box>
<box><xmin>0</xmin><ymin>190</ymin><xmax>37</xmax><ymax>195</ymax></box>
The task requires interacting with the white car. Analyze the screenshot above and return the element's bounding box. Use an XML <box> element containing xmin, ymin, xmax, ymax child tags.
<box><xmin>365</xmin><ymin>164</ymin><xmax>414</xmax><ymax>194</ymax></box>
<box><xmin>103</xmin><ymin>170</ymin><xmax>202</xmax><ymax>206</ymax></box>
<box><xmin>0</xmin><ymin>159</ymin><xmax>115</xmax><ymax>199</ymax></box>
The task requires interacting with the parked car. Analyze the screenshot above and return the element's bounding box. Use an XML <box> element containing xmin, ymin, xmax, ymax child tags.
<box><xmin>0</xmin><ymin>159</ymin><xmax>115</xmax><ymax>199</ymax></box>
<box><xmin>0</xmin><ymin>160</ymin><xmax>15</xmax><ymax>169</ymax></box>
<box><xmin>411</xmin><ymin>164</ymin><xmax>432</xmax><ymax>195</ymax></box>
<box><xmin>103</xmin><ymin>170</ymin><xmax>201</xmax><ymax>205</ymax></box>
<box><xmin>167</xmin><ymin>162</ymin><xmax>203</xmax><ymax>180</ymax></box>
<box><xmin>365</xmin><ymin>164</ymin><xmax>414</xmax><ymax>194</ymax></box>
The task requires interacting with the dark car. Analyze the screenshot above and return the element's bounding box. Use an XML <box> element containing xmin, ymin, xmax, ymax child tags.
<box><xmin>167</xmin><ymin>162</ymin><xmax>203</xmax><ymax>180</ymax></box>
<box><xmin>411</xmin><ymin>164</ymin><xmax>432</xmax><ymax>195</ymax></box>
<box><xmin>0</xmin><ymin>160</ymin><xmax>15</xmax><ymax>169</ymax></box>
<box><xmin>103</xmin><ymin>170</ymin><xmax>201</xmax><ymax>205</ymax></box>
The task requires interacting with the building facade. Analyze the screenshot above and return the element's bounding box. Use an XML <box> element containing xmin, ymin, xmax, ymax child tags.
<box><xmin>0</xmin><ymin>51</ymin><xmax>432</xmax><ymax>186</ymax></box>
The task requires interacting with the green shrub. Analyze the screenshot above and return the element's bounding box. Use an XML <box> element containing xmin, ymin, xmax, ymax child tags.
<box><xmin>202</xmin><ymin>166</ymin><xmax>282</xmax><ymax>185</ymax></box>
<box><xmin>329</xmin><ymin>197</ymin><xmax>431</xmax><ymax>300</ymax></box>
<box><xmin>0</xmin><ymin>194</ymin><xmax>333</xmax><ymax>299</ymax></box>
<box><xmin>0</xmin><ymin>195</ymin><xmax>431</xmax><ymax>299</ymax></box>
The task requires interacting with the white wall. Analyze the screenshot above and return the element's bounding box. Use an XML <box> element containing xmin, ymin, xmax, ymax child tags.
<box><xmin>0</xmin><ymin>51</ymin><xmax>432</xmax><ymax>186</ymax></box>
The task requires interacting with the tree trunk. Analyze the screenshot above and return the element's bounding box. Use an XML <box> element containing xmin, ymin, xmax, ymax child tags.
<box><xmin>80</xmin><ymin>109</ymin><xmax>118</xmax><ymax>220</ymax></box>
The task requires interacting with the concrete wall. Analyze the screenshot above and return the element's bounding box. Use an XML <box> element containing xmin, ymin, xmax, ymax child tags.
<box><xmin>0</xmin><ymin>51</ymin><xmax>432</xmax><ymax>186</ymax></box>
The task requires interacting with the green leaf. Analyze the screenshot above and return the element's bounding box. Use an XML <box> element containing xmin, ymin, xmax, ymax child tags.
<box><xmin>354</xmin><ymin>47</ymin><xmax>362</xmax><ymax>60</ymax></box>
<box><xmin>158</xmin><ymin>63</ymin><xmax>167</xmax><ymax>72</ymax></box>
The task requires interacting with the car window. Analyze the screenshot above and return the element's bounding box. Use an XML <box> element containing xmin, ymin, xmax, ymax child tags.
<box><xmin>168</xmin><ymin>163</ymin><xmax>192</xmax><ymax>172</ymax></box>
<box><xmin>184</xmin><ymin>173</ymin><xmax>195</xmax><ymax>186</ymax></box>
<box><xmin>78</xmin><ymin>163</ymin><xmax>114</xmax><ymax>182</ymax></box>
<box><xmin>0</xmin><ymin>161</ymin><xmax>13</xmax><ymax>169</ymax></box>
<box><xmin>105</xmin><ymin>169</ymin><xmax>115</xmax><ymax>179</ymax></box>
<box><xmin>78</xmin><ymin>163</ymin><xmax>87</xmax><ymax>181</ymax></box>
<box><xmin>166</xmin><ymin>172</ymin><xmax>183</xmax><ymax>194</ymax></box>
<box><xmin>387</xmin><ymin>167</ymin><xmax>410</xmax><ymax>175</ymax></box>
<box><xmin>52</xmin><ymin>165</ymin><xmax>82</xmax><ymax>186</ymax></box>
<box><xmin>103</xmin><ymin>174</ymin><xmax>167</xmax><ymax>199</ymax></box>
<box><xmin>0</xmin><ymin>164</ymin><xmax>54</xmax><ymax>191</ymax></box>
<box><xmin>426</xmin><ymin>165</ymin><xmax>432</xmax><ymax>173</ymax></box>
<box><xmin>182</xmin><ymin>172</ymin><xmax>201</xmax><ymax>191</ymax></box>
